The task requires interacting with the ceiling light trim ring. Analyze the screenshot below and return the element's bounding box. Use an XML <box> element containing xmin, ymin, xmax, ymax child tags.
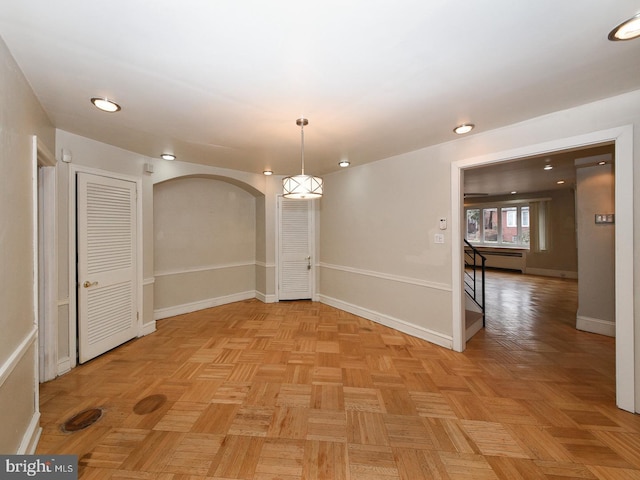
<box><xmin>90</xmin><ymin>97</ymin><xmax>121</xmax><ymax>113</ymax></box>
<box><xmin>608</xmin><ymin>13</ymin><xmax>640</xmax><ymax>41</ymax></box>
<box><xmin>454</xmin><ymin>123</ymin><xmax>475</xmax><ymax>135</ymax></box>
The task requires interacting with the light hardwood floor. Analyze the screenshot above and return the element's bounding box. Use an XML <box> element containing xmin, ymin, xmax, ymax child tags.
<box><xmin>37</xmin><ymin>271</ymin><xmax>640</xmax><ymax>479</ymax></box>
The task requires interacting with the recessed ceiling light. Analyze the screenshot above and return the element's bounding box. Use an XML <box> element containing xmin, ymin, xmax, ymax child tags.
<box><xmin>263</xmin><ymin>170</ymin><xmax>273</xmax><ymax>176</ymax></box>
<box><xmin>160</xmin><ymin>153</ymin><xmax>176</xmax><ymax>161</ymax></box>
<box><xmin>338</xmin><ymin>160</ymin><xmax>350</xmax><ymax>167</ymax></box>
<box><xmin>557</xmin><ymin>180</ymin><xmax>565</xmax><ymax>185</ymax></box>
<box><xmin>609</xmin><ymin>13</ymin><xmax>640</xmax><ymax>41</ymax></box>
<box><xmin>453</xmin><ymin>124</ymin><xmax>475</xmax><ymax>135</ymax></box>
<box><xmin>511</xmin><ymin>191</ymin><xmax>517</xmax><ymax>194</ymax></box>
<box><xmin>544</xmin><ymin>165</ymin><xmax>553</xmax><ymax>171</ymax></box>
<box><xmin>91</xmin><ymin>97</ymin><xmax>121</xmax><ymax>112</ymax></box>
<box><xmin>598</xmin><ymin>161</ymin><xmax>607</xmax><ymax>165</ymax></box>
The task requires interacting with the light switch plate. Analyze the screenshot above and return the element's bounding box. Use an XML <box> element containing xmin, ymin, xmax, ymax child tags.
<box><xmin>595</xmin><ymin>214</ymin><xmax>614</xmax><ymax>224</ymax></box>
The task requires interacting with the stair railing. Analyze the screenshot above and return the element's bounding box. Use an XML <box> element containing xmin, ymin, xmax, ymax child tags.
<box><xmin>464</xmin><ymin>239</ymin><xmax>486</xmax><ymax>326</ymax></box>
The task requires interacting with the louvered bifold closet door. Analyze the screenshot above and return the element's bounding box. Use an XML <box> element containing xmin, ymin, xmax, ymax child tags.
<box><xmin>278</xmin><ymin>197</ymin><xmax>313</xmax><ymax>300</ymax></box>
<box><xmin>77</xmin><ymin>172</ymin><xmax>138</xmax><ymax>363</ymax></box>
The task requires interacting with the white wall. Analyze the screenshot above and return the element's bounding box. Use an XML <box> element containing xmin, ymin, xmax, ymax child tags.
<box><xmin>55</xmin><ymin>131</ymin><xmax>155</xmax><ymax>368</ymax></box>
<box><xmin>320</xmin><ymin>88</ymin><xmax>640</xmax><ymax>411</ymax></box>
<box><xmin>319</xmin><ymin>148</ymin><xmax>454</xmax><ymax>348</ymax></box>
<box><xmin>153</xmin><ymin>177</ymin><xmax>257</xmax><ymax>317</ymax></box>
<box><xmin>576</xmin><ymin>164</ymin><xmax>615</xmax><ymax>335</ymax></box>
<box><xmin>0</xmin><ymin>35</ymin><xmax>55</xmax><ymax>452</ymax></box>
<box><xmin>55</xmin><ymin>131</ymin><xmax>273</xmax><ymax>368</ymax></box>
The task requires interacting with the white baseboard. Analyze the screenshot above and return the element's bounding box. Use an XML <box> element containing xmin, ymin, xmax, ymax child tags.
<box><xmin>466</xmin><ymin>317</ymin><xmax>483</xmax><ymax>342</ymax></box>
<box><xmin>17</xmin><ymin>412</ymin><xmax>41</xmax><ymax>454</ymax></box>
<box><xmin>524</xmin><ymin>268</ymin><xmax>578</xmax><ymax>279</ymax></box>
<box><xmin>576</xmin><ymin>315</ymin><xmax>615</xmax><ymax>337</ymax></box>
<box><xmin>255</xmin><ymin>292</ymin><xmax>277</xmax><ymax>303</ymax></box>
<box><xmin>57</xmin><ymin>357</ymin><xmax>72</xmax><ymax>376</ymax></box>
<box><xmin>154</xmin><ymin>291</ymin><xmax>256</xmax><ymax>320</ymax></box>
<box><xmin>141</xmin><ymin>321</ymin><xmax>157</xmax><ymax>336</ymax></box>
<box><xmin>319</xmin><ymin>295</ymin><xmax>453</xmax><ymax>349</ymax></box>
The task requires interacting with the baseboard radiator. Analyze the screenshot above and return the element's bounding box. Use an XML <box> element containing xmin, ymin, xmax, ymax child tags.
<box><xmin>467</xmin><ymin>249</ymin><xmax>525</xmax><ymax>272</ymax></box>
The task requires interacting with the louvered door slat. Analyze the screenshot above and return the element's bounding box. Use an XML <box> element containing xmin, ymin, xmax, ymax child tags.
<box><xmin>279</xmin><ymin>198</ymin><xmax>313</xmax><ymax>300</ymax></box>
<box><xmin>78</xmin><ymin>173</ymin><xmax>138</xmax><ymax>363</ymax></box>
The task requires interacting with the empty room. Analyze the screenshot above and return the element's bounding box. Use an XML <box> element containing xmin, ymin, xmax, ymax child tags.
<box><xmin>1</xmin><ymin>2</ymin><xmax>640</xmax><ymax>479</ymax></box>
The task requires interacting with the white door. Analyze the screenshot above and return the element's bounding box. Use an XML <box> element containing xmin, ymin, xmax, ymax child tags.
<box><xmin>77</xmin><ymin>172</ymin><xmax>138</xmax><ymax>363</ymax></box>
<box><xmin>278</xmin><ymin>197</ymin><xmax>313</xmax><ymax>300</ymax></box>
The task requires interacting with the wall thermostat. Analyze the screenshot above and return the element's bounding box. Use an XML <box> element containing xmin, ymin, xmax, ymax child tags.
<box><xmin>439</xmin><ymin>218</ymin><xmax>447</xmax><ymax>230</ymax></box>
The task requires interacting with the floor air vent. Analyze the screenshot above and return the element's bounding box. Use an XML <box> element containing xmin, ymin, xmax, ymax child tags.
<box><xmin>62</xmin><ymin>408</ymin><xmax>103</xmax><ymax>432</ymax></box>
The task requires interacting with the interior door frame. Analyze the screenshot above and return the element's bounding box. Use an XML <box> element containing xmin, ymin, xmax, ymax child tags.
<box><xmin>68</xmin><ymin>164</ymin><xmax>143</xmax><ymax>369</ymax></box>
<box><xmin>34</xmin><ymin>137</ymin><xmax>58</xmax><ymax>382</ymax></box>
<box><xmin>275</xmin><ymin>195</ymin><xmax>319</xmax><ymax>302</ymax></box>
<box><xmin>451</xmin><ymin>125</ymin><xmax>635</xmax><ymax>412</ymax></box>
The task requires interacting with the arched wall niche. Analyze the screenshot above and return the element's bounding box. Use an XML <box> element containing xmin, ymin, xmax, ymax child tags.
<box><xmin>154</xmin><ymin>173</ymin><xmax>263</xmax><ymax>197</ymax></box>
<box><xmin>152</xmin><ymin>173</ymin><xmax>270</xmax><ymax>320</ymax></box>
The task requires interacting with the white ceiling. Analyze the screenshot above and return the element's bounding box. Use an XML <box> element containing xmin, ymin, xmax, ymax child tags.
<box><xmin>464</xmin><ymin>143</ymin><xmax>615</xmax><ymax>197</ymax></box>
<box><xmin>1</xmin><ymin>1</ymin><xmax>639</xmax><ymax>177</ymax></box>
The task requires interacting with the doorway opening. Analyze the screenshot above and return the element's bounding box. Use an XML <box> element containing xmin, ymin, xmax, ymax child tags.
<box><xmin>462</xmin><ymin>143</ymin><xmax>614</xmax><ymax>340</ymax></box>
<box><xmin>35</xmin><ymin>138</ymin><xmax>57</xmax><ymax>383</ymax></box>
<box><xmin>451</xmin><ymin>125</ymin><xmax>634</xmax><ymax>413</ymax></box>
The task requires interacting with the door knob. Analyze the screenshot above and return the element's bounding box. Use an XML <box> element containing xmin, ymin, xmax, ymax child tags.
<box><xmin>83</xmin><ymin>281</ymin><xmax>98</xmax><ymax>288</ymax></box>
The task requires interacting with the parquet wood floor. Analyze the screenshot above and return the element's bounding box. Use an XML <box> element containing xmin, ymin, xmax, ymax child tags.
<box><xmin>37</xmin><ymin>271</ymin><xmax>640</xmax><ymax>479</ymax></box>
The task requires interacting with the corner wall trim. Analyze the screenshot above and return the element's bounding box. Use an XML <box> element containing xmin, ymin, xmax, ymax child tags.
<box><xmin>255</xmin><ymin>261</ymin><xmax>276</xmax><ymax>269</ymax></box>
<box><xmin>154</xmin><ymin>262</ymin><xmax>255</xmax><ymax>278</ymax></box>
<box><xmin>319</xmin><ymin>294</ymin><xmax>453</xmax><ymax>349</ymax></box>
<box><xmin>319</xmin><ymin>263</ymin><xmax>451</xmax><ymax>292</ymax></box>
<box><xmin>18</xmin><ymin>412</ymin><xmax>41</xmax><ymax>454</ymax></box>
<box><xmin>0</xmin><ymin>328</ymin><xmax>37</xmax><ymax>388</ymax></box>
<box><xmin>576</xmin><ymin>315</ymin><xmax>615</xmax><ymax>337</ymax></box>
<box><xmin>154</xmin><ymin>291</ymin><xmax>256</xmax><ymax>320</ymax></box>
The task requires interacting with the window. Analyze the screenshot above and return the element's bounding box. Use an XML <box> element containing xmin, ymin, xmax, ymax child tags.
<box><xmin>483</xmin><ymin>208</ymin><xmax>498</xmax><ymax>243</ymax></box>
<box><xmin>466</xmin><ymin>209</ymin><xmax>480</xmax><ymax>242</ymax></box>
<box><xmin>502</xmin><ymin>207</ymin><xmax>518</xmax><ymax>245</ymax></box>
<box><xmin>465</xmin><ymin>203</ymin><xmax>530</xmax><ymax>248</ymax></box>
<box><xmin>505</xmin><ymin>208</ymin><xmax>517</xmax><ymax>228</ymax></box>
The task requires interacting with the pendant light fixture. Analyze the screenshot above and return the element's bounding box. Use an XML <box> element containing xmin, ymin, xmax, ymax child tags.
<box><xmin>283</xmin><ymin>118</ymin><xmax>323</xmax><ymax>199</ymax></box>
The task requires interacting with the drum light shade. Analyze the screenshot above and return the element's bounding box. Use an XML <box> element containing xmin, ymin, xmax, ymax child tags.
<box><xmin>283</xmin><ymin>118</ymin><xmax>323</xmax><ymax>199</ymax></box>
<box><xmin>283</xmin><ymin>174</ymin><xmax>323</xmax><ymax>199</ymax></box>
